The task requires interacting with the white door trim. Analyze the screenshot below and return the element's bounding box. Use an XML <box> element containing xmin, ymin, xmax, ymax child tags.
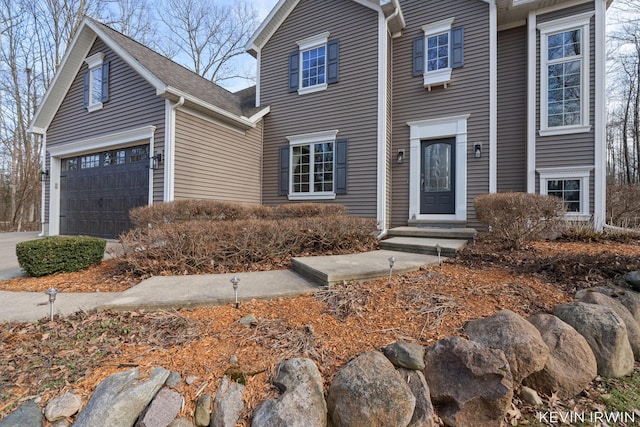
<box><xmin>407</xmin><ymin>114</ymin><xmax>469</xmax><ymax>222</ymax></box>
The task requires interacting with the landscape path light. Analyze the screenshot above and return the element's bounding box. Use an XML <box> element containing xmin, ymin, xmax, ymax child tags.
<box><xmin>45</xmin><ymin>287</ymin><xmax>59</xmax><ymax>321</ymax></box>
<box><xmin>435</xmin><ymin>243</ymin><xmax>442</xmax><ymax>267</ymax></box>
<box><xmin>230</xmin><ymin>276</ymin><xmax>240</xmax><ymax>309</ymax></box>
<box><xmin>387</xmin><ymin>256</ymin><xmax>396</xmax><ymax>287</ymax></box>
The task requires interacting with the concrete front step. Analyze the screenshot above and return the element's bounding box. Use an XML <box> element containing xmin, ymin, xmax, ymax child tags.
<box><xmin>291</xmin><ymin>250</ymin><xmax>440</xmax><ymax>287</ymax></box>
<box><xmin>379</xmin><ymin>236</ymin><xmax>466</xmax><ymax>257</ymax></box>
<box><xmin>388</xmin><ymin>226</ymin><xmax>478</xmax><ymax>240</ymax></box>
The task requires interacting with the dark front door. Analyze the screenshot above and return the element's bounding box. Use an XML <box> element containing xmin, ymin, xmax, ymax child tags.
<box><xmin>60</xmin><ymin>145</ymin><xmax>150</xmax><ymax>239</ymax></box>
<box><xmin>420</xmin><ymin>138</ymin><xmax>455</xmax><ymax>214</ymax></box>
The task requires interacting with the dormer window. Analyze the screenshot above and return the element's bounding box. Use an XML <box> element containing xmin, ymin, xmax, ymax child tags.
<box><xmin>83</xmin><ymin>53</ymin><xmax>110</xmax><ymax>112</ymax></box>
<box><xmin>413</xmin><ymin>18</ymin><xmax>464</xmax><ymax>90</ymax></box>
<box><xmin>289</xmin><ymin>32</ymin><xmax>339</xmax><ymax>95</ymax></box>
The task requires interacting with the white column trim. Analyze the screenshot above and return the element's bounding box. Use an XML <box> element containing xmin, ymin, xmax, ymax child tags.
<box><xmin>376</xmin><ymin>10</ymin><xmax>388</xmax><ymax>232</ymax></box>
<box><xmin>489</xmin><ymin>0</ymin><xmax>497</xmax><ymax>193</ymax></box>
<box><xmin>527</xmin><ymin>10</ymin><xmax>537</xmax><ymax>193</ymax></box>
<box><xmin>594</xmin><ymin>0</ymin><xmax>606</xmax><ymax>230</ymax></box>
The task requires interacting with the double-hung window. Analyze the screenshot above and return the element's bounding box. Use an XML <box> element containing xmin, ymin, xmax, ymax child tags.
<box><xmin>83</xmin><ymin>52</ymin><xmax>109</xmax><ymax>112</ymax></box>
<box><xmin>538</xmin><ymin>12</ymin><xmax>593</xmax><ymax>135</ymax></box>
<box><xmin>413</xmin><ymin>18</ymin><xmax>464</xmax><ymax>90</ymax></box>
<box><xmin>289</xmin><ymin>32</ymin><xmax>339</xmax><ymax>95</ymax></box>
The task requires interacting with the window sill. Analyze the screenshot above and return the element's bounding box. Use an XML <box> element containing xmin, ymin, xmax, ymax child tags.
<box><xmin>288</xmin><ymin>192</ymin><xmax>336</xmax><ymax>201</ymax></box>
<box><xmin>298</xmin><ymin>84</ymin><xmax>328</xmax><ymax>96</ymax></box>
<box><xmin>423</xmin><ymin>68</ymin><xmax>452</xmax><ymax>90</ymax></box>
<box><xmin>87</xmin><ymin>102</ymin><xmax>104</xmax><ymax>113</ymax></box>
<box><xmin>539</xmin><ymin>125</ymin><xmax>591</xmax><ymax>136</ymax></box>
<box><xmin>562</xmin><ymin>213</ymin><xmax>592</xmax><ymax>222</ymax></box>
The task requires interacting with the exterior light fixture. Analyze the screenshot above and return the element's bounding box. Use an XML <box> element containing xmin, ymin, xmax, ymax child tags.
<box><xmin>397</xmin><ymin>149</ymin><xmax>405</xmax><ymax>164</ymax></box>
<box><xmin>40</xmin><ymin>169</ymin><xmax>49</xmax><ymax>182</ymax></box>
<box><xmin>44</xmin><ymin>287</ymin><xmax>59</xmax><ymax>321</ymax></box>
<box><xmin>474</xmin><ymin>143</ymin><xmax>482</xmax><ymax>159</ymax></box>
<box><xmin>387</xmin><ymin>256</ymin><xmax>396</xmax><ymax>287</ymax></box>
<box><xmin>150</xmin><ymin>153</ymin><xmax>162</xmax><ymax>170</ymax></box>
<box><xmin>230</xmin><ymin>276</ymin><xmax>240</xmax><ymax>309</ymax></box>
<box><xmin>435</xmin><ymin>243</ymin><xmax>442</xmax><ymax>267</ymax></box>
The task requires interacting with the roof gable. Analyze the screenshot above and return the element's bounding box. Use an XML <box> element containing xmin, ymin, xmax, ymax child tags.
<box><xmin>31</xmin><ymin>17</ymin><xmax>266</xmax><ymax>133</ymax></box>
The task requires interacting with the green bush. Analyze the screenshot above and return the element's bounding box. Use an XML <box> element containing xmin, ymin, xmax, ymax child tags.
<box><xmin>16</xmin><ymin>236</ymin><xmax>106</xmax><ymax>277</ymax></box>
<box><xmin>475</xmin><ymin>192</ymin><xmax>564</xmax><ymax>249</ymax></box>
<box><xmin>129</xmin><ymin>200</ymin><xmax>348</xmax><ymax>228</ymax></box>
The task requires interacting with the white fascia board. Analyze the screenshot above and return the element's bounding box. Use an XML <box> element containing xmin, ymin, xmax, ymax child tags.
<box><xmin>247</xmin><ymin>106</ymin><xmax>271</xmax><ymax>124</ymax></box>
<box><xmin>245</xmin><ymin>0</ymin><xmax>300</xmax><ymax>55</ymax></box>
<box><xmin>165</xmin><ymin>87</ymin><xmax>256</xmax><ymax>130</ymax></box>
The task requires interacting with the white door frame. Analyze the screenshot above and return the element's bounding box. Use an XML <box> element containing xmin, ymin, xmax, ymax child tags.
<box><xmin>407</xmin><ymin>114</ymin><xmax>469</xmax><ymax>222</ymax></box>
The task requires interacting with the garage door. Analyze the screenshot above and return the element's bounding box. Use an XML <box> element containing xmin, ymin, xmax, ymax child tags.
<box><xmin>60</xmin><ymin>145</ymin><xmax>150</xmax><ymax>239</ymax></box>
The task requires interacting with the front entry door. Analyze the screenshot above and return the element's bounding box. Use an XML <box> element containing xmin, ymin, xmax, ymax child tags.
<box><xmin>420</xmin><ymin>138</ymin><xmax>455</xmax><ymax>214</ymax></box>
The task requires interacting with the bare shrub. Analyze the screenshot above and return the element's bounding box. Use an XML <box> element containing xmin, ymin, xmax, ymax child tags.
<box><xmin>607</xmin><ymin>184</ymin><xmax>640</xmax><ymax>228</ymax></box>
<box><xmin>475</xmin><ymin>192</ymin><xmax>564</xmax><ymax>249</ymax></box>
<box><xmin>120</xmin><ymin>215</ymin><xmax>378</xmax><ymax>276</ymax></box>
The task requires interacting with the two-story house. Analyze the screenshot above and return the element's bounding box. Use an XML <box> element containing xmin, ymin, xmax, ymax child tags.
<box><xmin>31</xmin><ymin>0</ymin><xmax>611</xmax><ymax>238</ymax></box>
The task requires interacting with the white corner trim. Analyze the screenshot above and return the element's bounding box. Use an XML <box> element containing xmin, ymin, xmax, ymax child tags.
<box><xmin>287</xmin><ymin>129</ymin><xmax>339</xmax><ymax>145</ymax></box>
<box><xmin>489</xmin><ymin>0</ymin><xmax>497</xmax><ymax>194</ymax></box>
<box><xmin>377</xmin><ymin>10</ymin><xmax>388</xmax><ymax>232</ymax></box>
<box><xmin>407</xmin><ymin>114</ymin><xmax>469</xmax><ymax>222</ymax></box>
<box><xmin>422</xmin><ymin>17</ymin><xmax>455</xmax><ymax>35</ymax></box>
<box><xmin>527</xmin><ymin>11</ymin><xmax>536</xmax><ymax>194</ymax></box>
<box><xmin>296</xmin><ymin>31</ymin><xmax>330</xmax><ymax>50</ymax></box>
<box><xmin>594</xmin><ymin>0</ymin><xmax>606</xmax><ymax>231</ymax></box>
<box><xmin>47</xmin><ymin>125</ymin><xmax>157</xmax><ymax>157</ymax></box>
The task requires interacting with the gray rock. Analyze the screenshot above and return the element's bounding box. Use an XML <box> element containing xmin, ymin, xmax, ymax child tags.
<box><xmin>397</xmin><ymin>368</ymin><xmax>436</xmax><ymax>427</ymax></box>
<box><xmin>554</xmin><ymin>302</ymin><xmax>634</xmax><ymax>378</ymax></box>
<box><xmin>624</xmin><ymin>271</ymin><xmax>640</xmax><ymax>291</ymax></box>
<box><xmin>524</xmin><ymin>313</ymin><xmax>597</xmax><ymax>398</ymax></box>
<box><xmin>465</xmin><ymin>309</ymin><xmax>549</xmax><ymax>383</ymax></box>
<box><xmin>423</xmin><ymin>336</ymin><xmax>513</xmax><ymax>427</ymax></box>
<box><xmin>44</xmin><ymin>391</ymin><xmax>82</xmax><ymax>422</ymax></box>
<box><xmin>211</xmin><ymin>376</ymin><xmax>245</xmax><ymax>427</ymax></box>
<box><xmin>576</xmin><ymin>287</ymin><xmax>640</xmax><ymax>323</ymax></box>
<box><xmin>73</xmin><ymin>367</ymin><xmax>170</xmax><ymax>427</ymax></box>
<box><xmin>383</xmin><ymin>342</ymin><xmax>425</xmax><ymax>370</ymax></box>
<box><xmin>51</xmin><ymin>420</ymin><xmax>70</xmax><ymax>427</ymax></box>
<box><xmin>252</xmin><ymin>358</ymin><xmax>326</xmax><ymax>427</ymax></box>
<box><xmin>165</xmin><ymin>371</ymin><xmax>182</xmax><ymax>389</ymax></box>
<box><xmin>168</xmin><ymin>418</ymin><xmax>194</xmax><ymax>427</ymax></box>
<box><xmin>576</xmin><ymin>291</ymin><xmax>640</xmax><ymax>361</ymax></box>
<box><xmin>0</xmin><ymin>400</ymin><xmax>43</xmax><ymax>427</ymax></box>
<box><xmin>327</xmin><ymin>351</ymin><xmax>415</xmax><ymax>427</ymax></box>
<box><xmin>520</xmin><ymin>386</ymin><xmax>543</xmax><ymax>406</ymax></box>
<box><xmin>238</xmin><ymin>315</ymin><xmax>258</xmax><ymax>327</ymax></box>
<box><xmin>136</xmin><ymin>387</ymin><xmax>183</xmax><ymax>427</ymax></box>
<box><xmin>194</xmin><ymin>393</ymin><xmax>212</xmax><ymax>427</ymax></box>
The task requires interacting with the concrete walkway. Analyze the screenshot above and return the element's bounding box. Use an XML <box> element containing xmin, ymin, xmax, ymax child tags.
<box><xmin>0</xmin><ymin>232</ymin><xmax>442</xmax><ymax>323</ymax></box>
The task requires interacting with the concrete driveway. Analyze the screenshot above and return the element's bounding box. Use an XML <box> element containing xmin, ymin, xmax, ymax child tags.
<box><xmin>0</xmin><ymin>231</ymin><xmax>41</xmax><ymax>279</ymax></box>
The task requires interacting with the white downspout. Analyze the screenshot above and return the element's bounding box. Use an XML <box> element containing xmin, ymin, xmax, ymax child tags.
<box><xmin>165</xmin><ymin>96</ymin><xmax>184</xmax><ymax>201</ymax></box>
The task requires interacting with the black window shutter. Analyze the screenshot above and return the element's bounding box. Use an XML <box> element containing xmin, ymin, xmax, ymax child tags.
<box><xmin>335</xmin><ymin>138</ymin><xmax>347</xmax><ymax>194</ymax></box>
<box><xmin>451</xmin><ymin>26</ymin><xmax>464</xmax><ymax>68</ymax></box>
<box><xmin>83</xmin><ymin>70</ymin><xmax>90</xmax><ymax>107</ymax></box>
<box><xmin>279</xmin><ymin>146</ymin><xmax>290</xmax><ymax>196</ymax></box>
<box><xmin>412</xmin><ymin>37</ymin><xmax>425</xmax><ymax>77</ymax></box>
<box><xmin>288</xmin><ymin>52</ymin><xmax>299</xmax><ymax>93</ymax></box>
<box><xmin>327</xmin><ymin>39</ymin><xmax>339</xmax><ymax>84</ymax></box>
<box><xmin>101</xmin><ymin>61</ymin><xmax>110</xmax><ymax>103</ymax></box>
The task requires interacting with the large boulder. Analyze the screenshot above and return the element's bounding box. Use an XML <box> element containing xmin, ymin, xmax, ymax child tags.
<box><xmin>554</xmin><ymin>302</ymin><xmax>634</xmax><ymax>378</ymax></box>
<box><xmin>576</xmin><ymin>291</ymin><xmax>640</xmax><ymax>360</ymax></box>
<box><xmin>211</xmin><ymin>376</ymin><xmax>245</xmax><ymax>427</ymax></box>
<box><xmin>383</xmin><ymin>342</ymin><xmax>425</xmax><ymax>370</ymax></box>
<box><xmin>524</xmin><ymin>314</ymin><xmax>597</xmax><ymax>398</ymax></box>
<box><xmin>327</xmin><ymin>351</ymin><xmax>416</xmax><ymax>427</ymax></box>
<box><xmin>423</xmin><ymin>336</ymin><xmax>513</xmax><ymax>427</ymax></box>
<box><xmin>576</xmin><ymin>286</ymin><xmax>640</xmax><ymax>325</ymax></box>
<box><xmin>252</xmin><ymin>358</ymin><xmax>326</xmax><ymax>427</ymax></box>
<box><xmin>624</xmin><ymin>271</ymin><xmax>640</xmax><ymax>291</ymax></box>
<box><xmin>465</xmin><ymin>309</ymin><xmax>549</xmax><ymax>383</ymax></box>
<box><xmin>73</xmin><ymin>367</ymin><xmax>170</xmax><ymax>427</ymax></box>
<box><xmin>397</xmin><ymin>368</ymin><xmax>436</xmax><ymax>427</ymax></box>
<box><xmin>0</xmin><ymin>400</ymin><xmax>43</xmax><ymax>427</ymax></box>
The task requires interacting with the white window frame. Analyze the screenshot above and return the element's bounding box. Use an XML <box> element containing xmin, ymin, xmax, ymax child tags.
<box><xmin>84</xmin><ymin>52</ymin><xmax>105</xmax><ymax>112</ymax></box>
<box><xmin>296</xmin><ymin>32</ymin><xmax>330</xmax><ymax>95</ymax></box>
<box><xmin>422</xmin><ymin>18</ymin><xmax>455</xmax><ymax>89</ymax></box>
<box><xmin>538</xmin><ymin>166</ymin><xmax>593</xmax><ymax>220</ymax></box>
<box><xmin>287</xmin><ymin>129</ymin><xmax>338</xmax><ymax>200</ymax></box>
<box><xmin>538</xmin><ymin>12</ymin><xmax>593</xmax><ymax>136</ymax></box>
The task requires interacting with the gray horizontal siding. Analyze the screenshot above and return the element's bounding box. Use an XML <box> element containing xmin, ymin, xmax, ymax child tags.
<box><xmin>391</xmin><ymin>0</ymin><xmax>491</xmax><ymax>228</ymax></box>
<box><xmin>47</xmin><ymin>38</ymin><xmax>166</xmax><ymax>205</ymax></box>
<box><xmin>174</xmin><ymin>110</ymin><xmax>262</xmax><ymax>203</ymax></box>
<box><xmin>497</xmin><ymin>25</ymin><xmax>527</xmax><ymax>193</ymax></box>
<box><xmin>260</xmin><ymin>0</ymin><xmax>380</xmax><ymax>218</ymax></box>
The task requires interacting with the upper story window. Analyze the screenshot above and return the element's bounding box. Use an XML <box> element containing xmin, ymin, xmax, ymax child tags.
<box><xmin>538</xmin><ymin>12</ymin><xmax>593</xmax><ymax>136</ymax></box>
<box><xmin>83</xmin><ymin>53</ymin><xmax>110</xmax><ymax>112</ymax></box>
<box><xmin>289</xmin><ymin>32</ymin><xmax>340</xmax><ymax>95</ymax></box>
<box><xmin>413</xmin><ymin>18</ymin><xmax>464</xmax><ymax>90</ymax></box>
